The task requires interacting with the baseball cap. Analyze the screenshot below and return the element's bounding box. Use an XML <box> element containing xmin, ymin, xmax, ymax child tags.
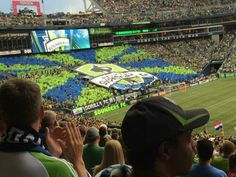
<box><xmin>121</xmin><ymin>96</ymin><xmax>209</xmax><ymax>150</ymax></box>
<box><xmin>86</xmin><ymin>127</ymin><xmax>99</xmax><ymax>140</ymax></box>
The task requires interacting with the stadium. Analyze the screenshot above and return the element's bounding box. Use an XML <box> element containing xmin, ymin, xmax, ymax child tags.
<box><xmin>1</xmin><ymin>0</ymin><xmax>236</xmax><ymax>176</ymax></box>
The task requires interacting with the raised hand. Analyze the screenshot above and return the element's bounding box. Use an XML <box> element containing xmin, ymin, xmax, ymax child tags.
<box><xmin>60</xmin><ymin>123</ymin><xmax>88</xmax><ymax>177</ymax></box>
<box><xmin>45</xmin><ymin>127</ymin><xmax>63</xmax><ymax>157</ymax></box>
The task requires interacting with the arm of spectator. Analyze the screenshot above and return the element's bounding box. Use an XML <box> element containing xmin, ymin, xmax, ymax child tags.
<box><xmin>60</xmin><ymin>123</ymin><xmax>89</xmax><ymax>177</ymax></box>
<box><xmin>191</xmin><ymin>138</ymin><xmax>197</xmax><ymax>155</ymax></box>
<box><xmin>45</xmin><ymin>127</ymin><xmax>63</xmax><ymax>157</ymax></box>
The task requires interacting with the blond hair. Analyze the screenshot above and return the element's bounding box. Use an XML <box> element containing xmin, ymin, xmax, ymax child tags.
<box><xmin>93</xmin><ymin>140</ymin><xmax>125</xmax><ymax>175</ymax></box>
<box><xmin>42</xmin><ymin>110</ymin><xmax>57</xmax><ymax>129</ymax></box>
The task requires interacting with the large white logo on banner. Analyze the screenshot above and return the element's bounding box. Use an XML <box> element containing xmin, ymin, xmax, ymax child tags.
<box><xmin>91</xmin><ymin>72</ymin><xmax>155</xmax><ymax>88</ymax></box>
<box><xmin>75</xmin><ymin>64</ymin><xmax>158</xmax><ymax>90</ymax></box>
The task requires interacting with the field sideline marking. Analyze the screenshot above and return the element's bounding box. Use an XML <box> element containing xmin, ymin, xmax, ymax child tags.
<box><xmin>207</xmin><ymin>97</ymin><xmax>236</xmax><ymax>111</ymax></box>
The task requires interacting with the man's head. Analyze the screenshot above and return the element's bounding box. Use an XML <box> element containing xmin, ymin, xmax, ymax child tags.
<box><xmin>85</xmin><ymin>127</ymin><xmax>100</xmax><ymax>144</ymax></box>
<box><xmin>196</xmin><ymin>139</ymin><xmax>214</xmax><ymax>161</ymax></box>
<box><xmin>121</xmin><ymin>96</ymin><xmax>209</xmax><ymax>176</ymax></box>
<box><xmin>41</xmin><ymin>110</ymin><xmax>58</xmax><ymax>131</ymax></box>
<box><xmin>0</xmin><ymin>78</ymin><xmax>43</xmax><ymax>128</ymax></box>
<box><xmin>99</xmin><ymin>125</ymin><xmax>107</xmax><ymax>137</ymax></box>
<box><xmin>222</xmin><ymin>140</ymin><xmax>235</xmax><ymax>157</ymax></box>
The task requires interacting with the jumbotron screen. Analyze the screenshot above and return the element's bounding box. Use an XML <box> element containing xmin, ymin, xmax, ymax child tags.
<box><xmin>31</xmin><ymin>29</ymin><xmax>90</xmax><ymax>53</ymax></box>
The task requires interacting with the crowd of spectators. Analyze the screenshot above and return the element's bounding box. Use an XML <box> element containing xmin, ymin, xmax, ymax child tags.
<box><xmin>211</xmin><ymin>31</ymin><xmax>236</xmax><ymax>61</ymax></box>
<box><xmin>1</xmin><ymin>7</ymin><xmax>236</xmax><ymax>116</ymax></box>
<box><xmin>218</xmin><ymin>44</ymin><xmax>236</xmax><ymax>73</ymax></box>
<box><xmin>1</xmin><ymin>32</ymin><xmax>236</xmax><ymax>110</ymax></box>
<box><xmin>0</xmin><ymin>12</ymin><xmax>43</xmax><ymax>26</ymax></box>
<box><xmin>0</xmin><ymin>0</ymin><xmax>236</xmax><ymax>26</ymax></box>
<box><xmin>1</xmin><ymin>1</ymin><xmax>236</xmax><ymax>176</ymax></box>
<box><xmin>42</xmin><ymin>108</ymin><xmax>236</xmax><ymax>177</ymax></box>
<box><xmin>138</xmin><ymin>30</ymin><xmax>236</xmax><ymax>73</ymax></box>
<box><xmin>139</xmin><ymin>38</ymin><xmax>215</xmax><ymax>71</ymax></box>
<box><xmin>219</xmin><ymin>59</ymin><xmax>236</xmax><ymax>73</ymax></box>
<box><xmin>2</xmin><ymin>77</ymin><xmax>236</xmax><ymax>177</ymax></box>
<box><xmin>212</xmin><ymin>31</ymin><xmax>236</xmax><ymax>73</ymax></box>
<box><xmin>96</xmin><ymin>0</ymin><xmax>235</xmax><ymax>23</ymax></box>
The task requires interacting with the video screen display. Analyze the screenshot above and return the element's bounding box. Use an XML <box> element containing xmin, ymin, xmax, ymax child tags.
<box><xmin>31</xmin><ymin>29</ymin><xmax>90</xmax><ymax>53</ymax></box>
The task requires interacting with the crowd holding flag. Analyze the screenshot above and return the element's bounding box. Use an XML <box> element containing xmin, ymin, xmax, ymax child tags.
<box><xmin>214</xmin><ymin>121</ymin><xmax>223</xmax><ymax>131</ymax></box>
<box><xmin>214</xmin><ymin>121</ymin><xmax>224</xmax><ymax>137</ymax></box>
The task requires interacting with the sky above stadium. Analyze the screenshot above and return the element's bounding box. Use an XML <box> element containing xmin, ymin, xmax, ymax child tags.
<box><xmin>1</xmin><ymin>0</ymin><xmax>87</xmax><ymax>14</ymax></box>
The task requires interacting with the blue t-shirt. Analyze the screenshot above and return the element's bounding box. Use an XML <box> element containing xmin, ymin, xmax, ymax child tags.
<box><xmin>95</xmin><ymin>164</ymin><xmax>132</xmax><ymax>177</ymax></box>
<box><xmin>184</xmin><ymin>163</ymin><xmax>227</xmax><ymax>177</ymax></box>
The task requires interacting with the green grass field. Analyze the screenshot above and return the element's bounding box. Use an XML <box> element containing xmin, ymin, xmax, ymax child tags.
<box><xmin>96</xmin><ymin>77</ymin><xmax>236</xmax><ymax>136</ymax></box>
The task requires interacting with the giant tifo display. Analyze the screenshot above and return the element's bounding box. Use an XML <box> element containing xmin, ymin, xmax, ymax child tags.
<box><xmin>0</xmin><ymin>9</ymin><xmax>236</xmax><ymax>121</ymax></box>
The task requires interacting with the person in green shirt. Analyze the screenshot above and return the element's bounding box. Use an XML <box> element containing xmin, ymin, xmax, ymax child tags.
<box><xmin>83</xmin><ymin>127</ymin><xmax>104</xmax><ymax>174</ymax></box>
<box><xmin>212</xmin><ymin>140</ymin><xmax>235</xmax><ymax>173</ymax></box>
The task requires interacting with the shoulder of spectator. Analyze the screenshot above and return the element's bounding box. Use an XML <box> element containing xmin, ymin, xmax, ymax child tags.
<box><xmin>94</xmin><ymin>164</ymin><xmax>132</xmax><ymax>177</ymax></box>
